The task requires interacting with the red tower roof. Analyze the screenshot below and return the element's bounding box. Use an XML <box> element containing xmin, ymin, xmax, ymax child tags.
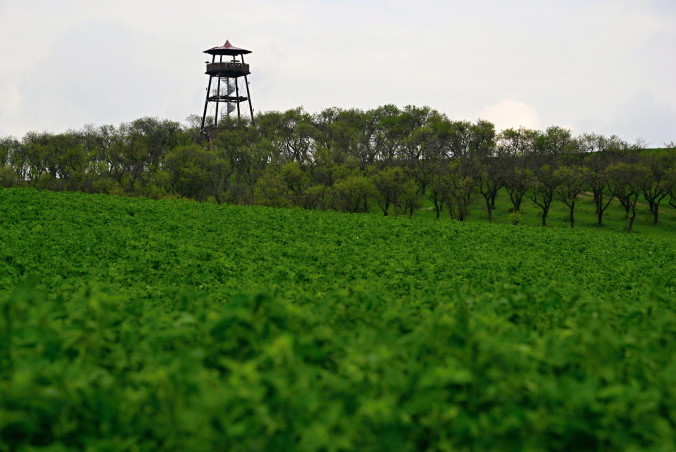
<box><xmin>204</xmin><ymin>40</ymin><xmax>252</xmax><ymax>56</ymax></box>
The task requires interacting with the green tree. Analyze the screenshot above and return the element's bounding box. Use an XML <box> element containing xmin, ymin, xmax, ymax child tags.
<box><xmin>331</xmin><ymin>175</ymin><xmax>376</xmax><ymax>213</ymax></box>
<box><xmin>468</xmin><ymin>120</ymin><xmax>497</xmax><ymax>160</ymax></box>
<box><xmin>402</xmin><ymin>108</ymin><xmax>448</xmax><ymax>200</ymax></box>
<box><xmin>426</xmin><ymin>165</ymin><xmax>446</xmax><ymax>219</ymax></box>
<box><xmin>279</xmin><ymin>161</ymin><xmax>309</xmax><ymax>205</ymax></box>
<box><xmin>640</xmin><ymin>154</ymin><xmax>671</xmax><ymax>225</ymax></box>
<box><xmin>117</xmin><ymin>117</ymin><xmax>184</xmax><ymax>189</ymax></box>
<box><xmin>580</xmin><ymin>135</ymin><xmax>629</xmax><ymax>225</ymax></box>
<box><xmin>498</xmin><ymin>127</ymin><xmax>540</xmax><ymax>158</ymax></box>
<box><xmin>371</xmin><ymin>105</ymin><xmax>407</xmax><ymax>164</ymax></box>
<box><xmin>473</xmin><ymin>158</ymin><xmax>503</xmax><ymax>223</ymax></box>
<box><xmin>554</xmin><ymin>165</ymin><xmax>589</xmax><ymax>228</ymax></box>
<box><xmin>535</xmin><ymin>126</ymin><xmax>576</xmax><ymax>156</ymax></box>
<box><xmin>529</xmin><ymin>165</ymin><xmax>558</xmax><ymax>227</ymax></box>
<box><xmin>433</xmin><ymin>119</ymin><xmax>473</xmax><ymax>159</ymax></box>
<box><xmin>313</xmin><ymin>108</ymin><xmax>378</xmax><ymax>167</ymax></box>
<box><xmin>165</xmin><ymin>145</ymin><xmax>227</xmax><ymax>201</ymax></box>
<box><xmin>498</xmin><ymin>128</ymin><xmax>540</xmax><ymax>213</ymax></box>
<box><xmin>433</xmin><ymin>160</ymin><xmax>474</xmax><ymax>221</ymax></box>
<box><xmin>664</xmin><ymin>167</ymin><xmax>676</xmax><ymax>209</ymax></box>
<box><xmin>606</xmin><ymin>162</ymin><xmax>650</xmax><ymax>232</ymax></box>
<box><xmin>257</xmin><ymin>108</ymin><xmax>315</xmax><ymax>165</ymax></box>
<box><xmin>302</xmin><ymin>184</ymin><xmax>329</xmax><ymax>210</ymax></box>
<box><xmin>254</xmin><ymin>165</ymin><xmax>294</xmax><ymax>208</ymax></box>
<box><xmin>395</xmin><ymin>177</ymin><xmax>422</xmax><ymax>217</ymax></box>
<box><xmin>22</xmin><ymin>131</ymin><xmax>57</xmax><ymax>183</ymax></box>
<box><xmin>373</xmin><ymin>166</ymin><xmax>409</xmax><ymax>216</ymax></box>
<box><xmin>503</xmin><ymin>165</ymin><xmax>528</xmax><ymax>214</ymax></box>
<box><xmin>0</xmin><ymin>137</ymin><xmax>22</xmax><ymax>187</ymax></box>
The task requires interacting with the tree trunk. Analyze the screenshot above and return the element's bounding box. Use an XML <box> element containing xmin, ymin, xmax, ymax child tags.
<box><xmin>569</xmin><ymin>201</ymin><xmax>575</xmax><ymax>228</ymax></box>
<box><xmin>541</xmin><ymin>207</ymin><xmax>548</xmax><ymax>227</ymax></box>
<box><xmin>508</xmin><ymin>188</ymin><xmax>525</xmax><ymax>214</ymax></box>
<box><xmin>627</xmin><ymin>199</ymin><xmax>637</xmax><ymax>232</ymax></box>
<box><xmin>457</xmin><ymin>204</ymin><xmax>465</xmax><ymax>221</ymax></box>
<box><xmin>597</xmin><ymin>193</ymin><xmax>615</xmax><ymax>226</ymax></box>
<box><xmin>593</xmin><ymin>189</ymin><xmax>601</xmax><ymax>220</ymax></box>
<box><xmin>647</xmin><ymin>199</ymin><xmax>656</xmax><ymax>217</ymax></box>
<box><xmin>652</xmin><ymin>193</ymin><xmax>668</xmax><ymax>225</ymax></box>
<box><xmin>485</xmin><ymin>198</ymin><xmax>492</xmax><ymax>223</ymax></box>
<box><xmin>627</xmin><ymin>211</ymin><xmax>636</xmax><ymax>232</ymax></box>
<box><xmin>619</xmin><ymin>197</ymin><xmax>630</xmax><ymax>217</ymax></box>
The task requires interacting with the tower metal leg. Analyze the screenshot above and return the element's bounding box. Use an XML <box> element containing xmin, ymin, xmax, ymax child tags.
<box><xmin>201</xmin><ymin>76</ymin><xmax>213</xmax><ymax>131</ymax></box>
<box><xmin>235</xmin><ymin>78</ymin><xmax>241</xmax><ymax>120</ymax></box>
<box><xmin>244</xmin><ymin>75</ymin><xmax>255</xmax><ymax>126</ymax></box>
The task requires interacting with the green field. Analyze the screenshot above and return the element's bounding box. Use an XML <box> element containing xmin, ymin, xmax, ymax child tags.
<box><xmin>405</xmin><ymin>188</ymin><xmax>676</xmax><ymax>237</ymax></box>
<box><xmin>1</xmin><ymin>188</ymin><xmax>675</xmax><ymax>451</ymax></box>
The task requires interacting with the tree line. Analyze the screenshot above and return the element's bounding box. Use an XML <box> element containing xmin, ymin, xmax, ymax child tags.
<box><xmin>1</xmin><ymin>106</ymin><xmax>674</xmax><ymax>231</ymax></box>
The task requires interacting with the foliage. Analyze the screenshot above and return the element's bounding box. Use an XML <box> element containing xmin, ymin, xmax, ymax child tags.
<box><xmin>0</xmin><ymin>188</ymin><xmax>674</xmax><ymax>451</ymax></box>
<box><xmin>0</xmin><ymin>109</ymin><xmax>674</xmax><ymax>231</ymax></box>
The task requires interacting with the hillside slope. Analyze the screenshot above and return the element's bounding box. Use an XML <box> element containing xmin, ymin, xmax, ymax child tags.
<box><xmin>0</xmin><ymin>188</ymin><xmax>674</xmax><ymax>451</ymax></box>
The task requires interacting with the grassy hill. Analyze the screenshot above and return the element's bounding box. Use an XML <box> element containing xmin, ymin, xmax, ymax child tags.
<box><xmin>1</xmin><ymin>188</ymin><xmax>674</xmax><ymax>451</ymax></box>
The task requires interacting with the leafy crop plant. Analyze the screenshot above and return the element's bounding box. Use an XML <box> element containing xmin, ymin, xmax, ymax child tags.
<box><xmin>0</xmin><ymin>188</ymin><xmax>674</xmax><ymax>451</ymax></box>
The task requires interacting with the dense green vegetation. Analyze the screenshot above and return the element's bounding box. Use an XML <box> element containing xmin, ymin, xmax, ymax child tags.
<box><xmin>419</xmin><ymin>186</ymin><xmax>676</xmax><ymax>237</ymax></box>
<box><xmin>1</xmin><ymin>188</ymin><xmax>674</xmax><ymax>451</ymax></box>
<box><xmin>1</xmin><ymin>107</ymin><xmax>674</xmax><ymax>233</ymax></box>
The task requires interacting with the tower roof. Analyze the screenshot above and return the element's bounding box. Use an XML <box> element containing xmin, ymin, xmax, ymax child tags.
<box><xmin>204</xmin><ymin>40</ymin><xmax>252</xmax><ymax>56</ymax></box>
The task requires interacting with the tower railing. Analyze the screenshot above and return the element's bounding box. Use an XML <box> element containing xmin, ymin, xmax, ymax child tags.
<box><xmin>206</xmin><ymin>62</ymin><xmax>250</xmax><ymax>75</ymax></box>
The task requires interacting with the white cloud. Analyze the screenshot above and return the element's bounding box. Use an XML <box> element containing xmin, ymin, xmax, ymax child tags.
<box><xmin>479</xmin><ymin>100</ymin><xmax>541</xmax><ymax>131</ymax></box>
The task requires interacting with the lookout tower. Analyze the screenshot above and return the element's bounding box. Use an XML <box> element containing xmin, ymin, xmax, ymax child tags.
<box><xmin>200</xmin><ymin>40</ymin><xmax>255</xmax><ymax>131</ymax></box>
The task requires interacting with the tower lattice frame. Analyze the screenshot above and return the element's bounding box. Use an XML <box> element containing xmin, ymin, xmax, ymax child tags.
<box><xmin>200</xmin><ymin>40</ymin><xmax>255</xmax><ymax>132</ymax></box>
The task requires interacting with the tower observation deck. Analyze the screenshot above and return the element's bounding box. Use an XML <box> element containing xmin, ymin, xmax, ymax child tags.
<box><xmin>200</xmin><ymin>40</ymin><xmax>255</xmax><ymax>131</ymax></box>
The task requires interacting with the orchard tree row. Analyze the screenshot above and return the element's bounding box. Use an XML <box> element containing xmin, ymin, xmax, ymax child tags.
<box><xmin>1</xmin><ymin>106</ymin><xmax>674</xmax><ymax>231</ymax></box>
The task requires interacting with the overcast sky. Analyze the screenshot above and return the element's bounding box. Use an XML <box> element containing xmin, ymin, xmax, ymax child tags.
<box><xmin>0</xmin><ymin>0</ymin><xmax>674</xmax><ymax>145</ymax></box>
